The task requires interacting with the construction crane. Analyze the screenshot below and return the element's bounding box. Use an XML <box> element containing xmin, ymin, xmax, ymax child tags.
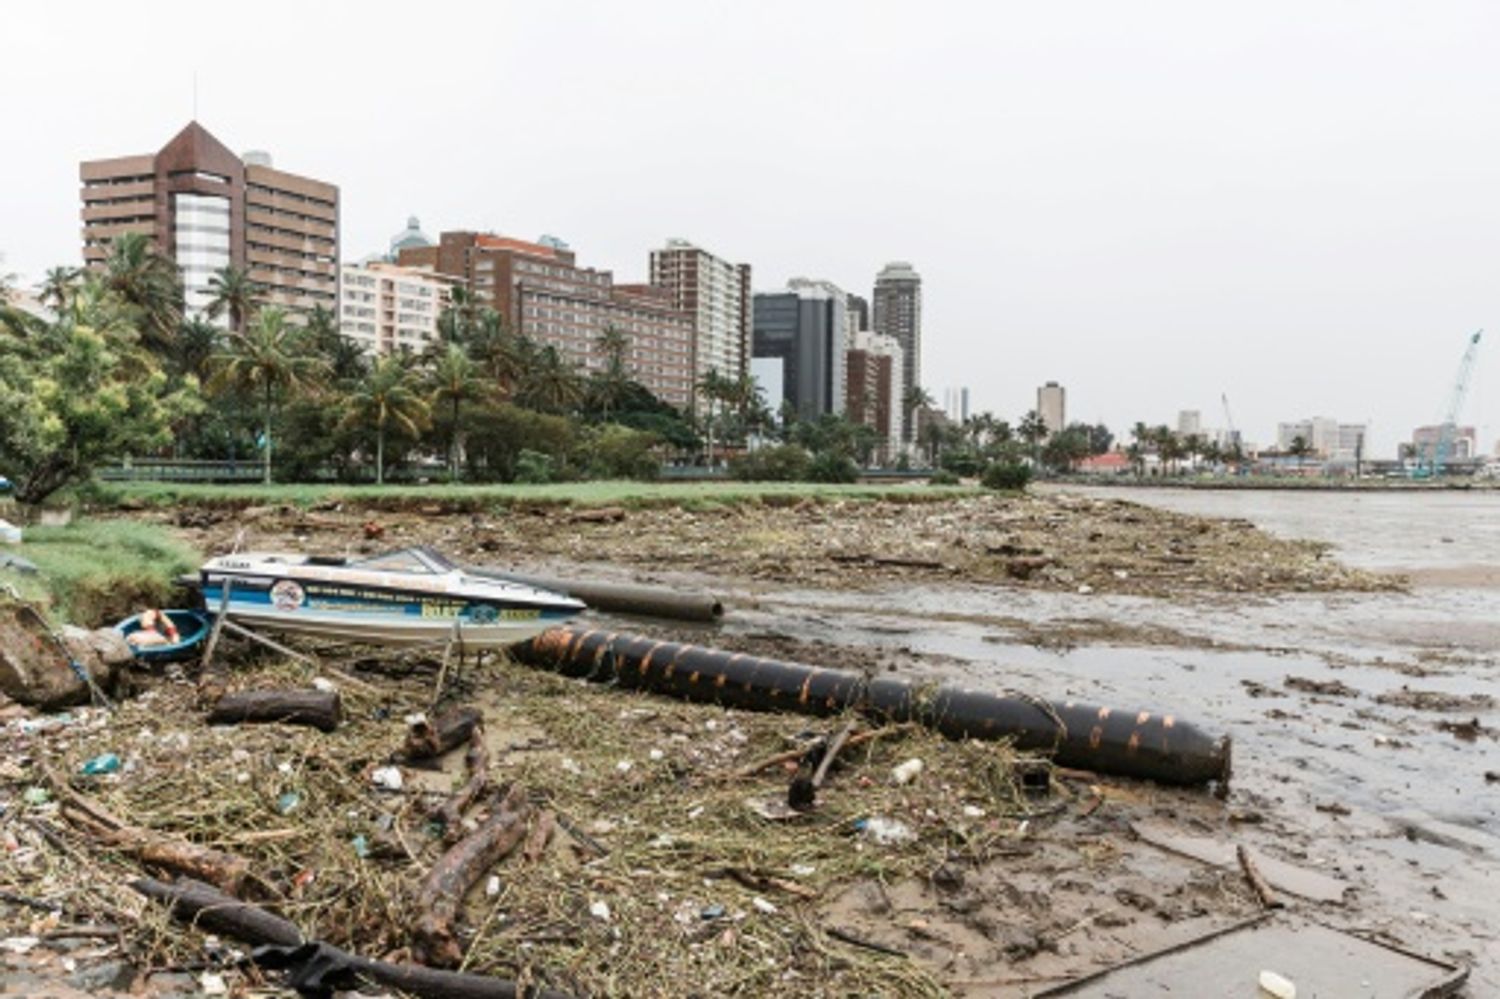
<box><xmin>1423</xmin><ymin>330</ymin><xmax>1483</xmax><ymax>478</ymax></box>
<box><xmin>1220</xmin><ymin>393</ymin><xmax>1243</xmax><ymax>467</ymax></box>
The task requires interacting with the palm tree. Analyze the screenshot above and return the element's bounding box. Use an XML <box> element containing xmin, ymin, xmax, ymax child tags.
<box><xmin>697</xmin><ymin>368</ymin><xmax>731</xmax><ymax>465</ymax></box>
<box><xmin>102</xmin><ymin>232</ymin><xmax>182</xmax><ymax>352</ymax></box>
<box><xmin>177</xmin><ymin>316</ymin><xmax>222</xmax><ymax>383</ymax></box>
<box><xmin>468</xmin><ymin>310</ymin><xmax>529</xmax><ymax>397</ymax></box>
<box><xmin>1017</xmin><ymin>409</ymin><xmax>1048</xmax><ymax>466</ymax></box>
<box><xmin>38</xmin><ymin>266</ymin><xmax>81</xmax><ymax>313</ymax></box>
<box><xmin>205</xmin><ymin>265</ymin><xmax>264</xmax><ymax>332</ymax></box>
<box><xmin>304</xmin><ymin>304</ymin><xmax>367</xmax><ymax>384</ymax></box>
<box><xmin>517</xmin><ymin>345</ymin><xmax>584</xmax><ymax>415</ymax></box>
<box><xmin>592</xmin><ymin>325</ymin><xmax>632</xmax><ymax>421</ymax></box>
<box><xmin>208</xmin><ymin>307</ymin><xmax>329</xmax><ymax>483</ymax></box>
<box><xmin>428</xmin><ymin>344</ymin><xmax>489</xmax><ymax>479</ymax></box>
<box><xmin>342</xmin><ymin>354</ymin><xmax>431</xmax><ymax>484</ymax></box>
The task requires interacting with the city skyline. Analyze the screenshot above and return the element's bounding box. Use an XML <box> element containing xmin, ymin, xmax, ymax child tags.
<box><xmin>3</xmin><ymin>2</ymin><xmax>1498</xmax><ymax>456</ymax></box>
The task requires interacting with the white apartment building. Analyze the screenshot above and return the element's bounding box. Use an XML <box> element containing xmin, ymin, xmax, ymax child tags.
<box><xmin>338</xmin><ymin>261</ymin><xmax>455</xmax><ymax>355</ymax></box>
<box><xmin>649</xmin><ymin>239</ymin><xmax>751</xmax><ymax>411</ymax></box>
<box><xmin>1277</xmin><ymin>417</ymin><xmax>1367</xmax><ymax>462</ymax></box>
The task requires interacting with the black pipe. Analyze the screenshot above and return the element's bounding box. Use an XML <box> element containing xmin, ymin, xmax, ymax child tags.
<box><xmin>467</xmin><ymin>568</ymin><xmax>724</xmax><ymax>623</ymax></box>
<box><xmin>132</xmin><ymin>878</ymin><xmax>574</xmax><ymax>999</ymax></box>
<box><xmin>514</xmin><ymin>626</ymin><xmax>1231</xmax><ymax>788</ymax></box>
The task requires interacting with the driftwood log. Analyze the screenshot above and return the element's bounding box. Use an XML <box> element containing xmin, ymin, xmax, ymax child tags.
<box><xmin>208</xmin><ymin>690</ymin><xmax>342</xmax><ymax>732</ymax></box>
<box><xmin>416</xmin><ymin>784</ymin><xmax>533</xmax><ymax>968</ymax></box>
<box><xmin>133</xmin><ymin>878</ymin><xmax>574</xmax><ymax>999</ymax></box>
<box><xmin>433</xmin><ymin>724</ymin><xmax>491</xmax><ymax>843</ymax></box>
<box><xmin>41</xmin><ymin>761</ymin><xmax>250</xmax><ymax>894</ymax></box>
<box><xmin>406</xmin><ymin>707</ymin><xmax>483</xmax><ymax>760</ymax></box>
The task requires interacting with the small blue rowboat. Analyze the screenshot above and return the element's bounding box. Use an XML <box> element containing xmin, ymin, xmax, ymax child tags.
<box><xmin>113</xmin><ymin>609</ymin><xmax>212</xmax><ymax>662</ymax></box>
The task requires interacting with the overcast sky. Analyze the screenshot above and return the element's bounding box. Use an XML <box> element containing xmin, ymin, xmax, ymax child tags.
<box><xmin>4</xmin><ymin>1</ymin><xmax>1497</xmax><ymax>457</ymax></box>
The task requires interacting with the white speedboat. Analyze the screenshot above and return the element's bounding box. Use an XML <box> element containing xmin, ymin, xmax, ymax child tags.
<box><xmin>199</xmin><ymin>546</ymin><xmax>584</xmax><ymax>650</ymax></box>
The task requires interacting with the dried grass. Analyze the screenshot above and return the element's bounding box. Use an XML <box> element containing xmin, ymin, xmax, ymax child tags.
<box><xmin>2</xmin><ymin>642</ymin><xmax>1051</xmax><ymax>996</ymax></box>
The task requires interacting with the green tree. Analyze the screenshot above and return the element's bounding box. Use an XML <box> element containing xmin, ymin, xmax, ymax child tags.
<box><xmin>589</xmin><ymin>325</ymin><xmax>633</xmax><ymax>422</ymax></box>
<box><xmin>1042</xmin><ymin>425</ymin><xmax>1092</xmax><ymax>472</ymax></box>
<box><xmin>303</xmin><ymin>304</ymin><xmax>368</xmax><ymax>384</ymax></box>
<box><xmin>101</xmin><ymin>232</ymin><xmax>182</xmax><ymax>353</ymax></box>
<box><xmin>341</xmin><ymin>354</ymin><xmax>431</xmax><ymax>484</ymax></box>
<box><xmin>38</xmin><ymin>266</ymin><xmax>81</xmax><ymax>313</ymax></box>
<box><xmin>0</xmin><ymin>292</ymin><xmax>197</xmax><ymax>505</ymax></box>
<box><xmin>428</xmin><ymin>343</ymin><xmax>489</xmax><ymax>479</ymax></box>
<box><xmin>1288</xmin><ymin>434</ymin><xmax>1313</xmax><ymax>469</ymax></box>
<box><xmin>1017</xmin><ymin>409</ymin><xmax>1048</xmax><ymax>466</ymax></box>
<box><xmin>696</xmin><ymin>367</ymin><xmax>731</xmax><ymax>465</ymax></box>
<box><xmin>208</xmin><ymin>307</ymin><xmax>329</xmax><ymax>483</ymax></box>
<box><xmin>205</xmin><ymin>265</ymin><xmax>264</xmax><ymax>333</ymax></box>
<box><xmin>516</xmin><ymin>345</ymin><xmax>585</xmax><ymax>415</ymax></box>
<box><xmin>903</xmin><ymin>384</ymin><xmax>934</xmax><ymax>440</ymax></box>
<box><xmin>468</xmin><ymin>310</ymin><xmax>529</xmax><ymax>398</ymax></box>
<box><xmin>175</xmin><ymin>316</ymin><xmax>222</xmax><ymax>384</ymax></box>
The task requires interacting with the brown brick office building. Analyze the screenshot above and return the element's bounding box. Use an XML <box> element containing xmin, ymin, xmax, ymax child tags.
<box><xmin>80</xmin><ymin>121</ymin><xmax>339</xmax><ymax>323</ymax></box>
<box><xmin>401</xmin><ymin>232</ymin><xmax>695</xmax><ymax>409</ymax></box>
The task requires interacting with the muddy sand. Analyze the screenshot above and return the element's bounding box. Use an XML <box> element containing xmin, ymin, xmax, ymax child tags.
<box><xmin>5</xmin><ymin>491</ymin><xmax>1491</xmax><ymax>997</ymax></box>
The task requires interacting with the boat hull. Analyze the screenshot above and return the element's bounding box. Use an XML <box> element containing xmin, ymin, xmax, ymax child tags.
<box><xmin>201</xmin><ymin>574</ymin><xmax>578</xmax><ymax>651</ymax></box>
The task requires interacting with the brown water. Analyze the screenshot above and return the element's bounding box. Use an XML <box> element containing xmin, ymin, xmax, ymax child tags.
<box><xmin>692</xmin><ymin>486</ymin><xmax>1500</xmax><ymax>990</ymax></box>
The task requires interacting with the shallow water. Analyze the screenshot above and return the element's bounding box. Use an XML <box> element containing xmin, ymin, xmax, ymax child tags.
<box><xmin>691</xmin><ymin>487</ymin><xmax>1500</xmax><ymax>989</ymax></box>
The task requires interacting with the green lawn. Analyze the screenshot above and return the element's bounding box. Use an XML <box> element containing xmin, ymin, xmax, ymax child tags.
<box><xmin>83</xmin><ymin>479</ymin><xmax>978</xmax><ymax>511</ymax></box>
<box><xmin>0</xmin><ymin>520</ymin><xmax>200</xmax><ymax>628</ymax></box>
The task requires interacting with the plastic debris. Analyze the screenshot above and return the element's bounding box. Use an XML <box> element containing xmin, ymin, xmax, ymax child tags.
<box><xmin>0</xmin><ymin>519</ymin><xmax>21</xmax><ymax>544</ymax></box>
<box><xmin>891</xmin><ymin>758</ymin><xmax>924</xmax><ymax>785</ymax></box>
<box><xmin>752</xmin><ymin>896</ymin><xmax>777</xmax><ymax>914</ymax></box>
<box><xmin>486</xmin><ymin>875</ymin><xmax>501</xmax><ymax>897</ymax></box>
<box><xmin>351</xmin><ymin>834</ymin><xmax>370</xmax><ymax>859</ymax></box>
<box><xmin>859</xmin><ymin>816</ymin><xmax>915</xmax><ymax>846</ymax></box>
<box><xmin>0</xmin><ymin>936</ymin><xmax>39</xmax><ymax>955</ymax></box>
<box><xmin>1259</xmin><ymin>969</ymin><xmax>1296</xmax><ymax>998</ymax></box>
<box><xmin>22</xmin><ymin>787</ymin><xmax>50</xmax><ymax>806</ymax></box>
<box><xmin>700</xmin><ymin>903</ymin><xmax>726</xmax><ymax>920</ymax></box>
<box><xmin>276</xmin><ymin>792</ymin><xmax>301</xmax><ymax>815</ymax></box>
<box><xmin>589</xmin><ymin>900</ymin><xmax>612</xmax><ymax>922</ymax></box>
<box><xmin>311</xmin><ymin>677</ymin><xmax>337</xmax><ymax>693</ymax></box>
<box><xmin>370</xmin><ymin>766</ymin><xmax>403</xmax><ymax>791</ymax></box>
<box><xmin>81</xmin><ymin>753</ymin><xmax>121</xmax><ymax>775</ymax></box>
<box><xmin>200</xmin><ymin>971</ymin><xmax>228</xmax><ymax>995</ymax></box>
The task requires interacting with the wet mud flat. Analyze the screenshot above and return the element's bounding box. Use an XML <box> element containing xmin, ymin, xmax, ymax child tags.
<box><xmin>3</xmin><ymin>490</ymin><xmax>1494</xmax><ymax>995</ymax></box>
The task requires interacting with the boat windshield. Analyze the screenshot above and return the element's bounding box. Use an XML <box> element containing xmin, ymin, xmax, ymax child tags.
<box><xmin>350</xmin><ymin>547</ymin><xmax>455</xmax><ymax>574</ymax></box>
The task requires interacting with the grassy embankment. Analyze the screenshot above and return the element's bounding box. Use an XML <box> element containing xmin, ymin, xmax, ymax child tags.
<box><xmin>83</xmin><ymin>479</ymin><xmax>978</xmax><ymax>512</ymax></box>
<box><xmin>0</xmin><ymin>519</ymin><xmax>199</xmax><ymax>628</ymax></box>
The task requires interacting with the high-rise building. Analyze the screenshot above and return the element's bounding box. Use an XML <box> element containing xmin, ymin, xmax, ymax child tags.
<box><xmin>648</xmin><ymin>239</ymin><xmax>752</xmax><ymax>411</ymax></box>
<box><xmin>1037</xmin><ymin>381</ymin><xmax>1066</xmax><ymax>436</ymax></box>
<box><xmin>872</xmin><ymin>261</ymin><xmax>921</xmax><ymax>438</ymax></box>
<box><xmin>846</xmin><ymin>293</ymin><xmax>870</xmax><ymax>333</ymax></box>
<box><xmin>846</xmin><ymin>329</ymin><xmax>905</xmax><ymax>461</ymax></box>
<box><xmin>401</xmin><ymin>231</ymin><xmax>695</xmax><ymax>408</ymax></box>
<box><xmin>80</xmin><ymin>121</ymin><xmax>339</xmax><ymax>324</ymax></box>
<box><xmin>1178</xmin><ymin>410</ymin><xmax>1202</xmax><ymax>436</ymax></box>
<box><xmin>1276</xmin><ymin>417</ymin><xmax>1367</xmax><ymax>461</ymax></box>
<box><xmin>338</xmin><ymin>261</ymin><xmax>456</xmax><ymax>355</ymax></box>
<box><xmin>752</xmin><ymin>279</ymin><xmax>850</xmax><ymax>421</ymax></box>
<box><xmin>942</xmin><ymin>387</ymin><xmax>971</xmax><ymax>423</ymax></box>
